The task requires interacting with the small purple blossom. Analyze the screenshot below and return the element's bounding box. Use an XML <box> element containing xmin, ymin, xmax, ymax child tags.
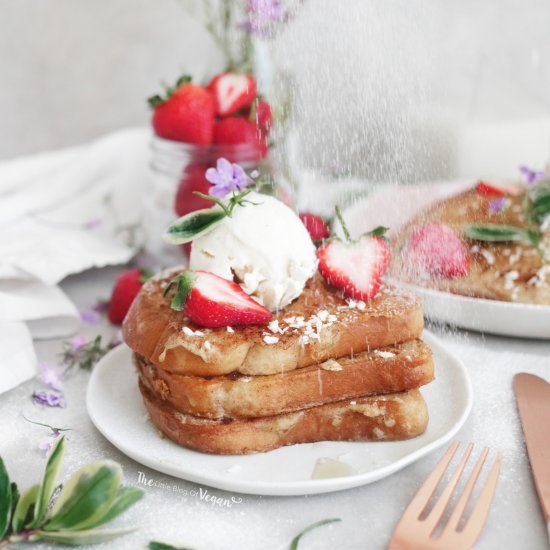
<box><xmin>205</xmin><ymin>158</ymin><xmax>254</xmax><ymax>197</ymax></box>
<box><xmin>240</xmin><ymin>0</ymin><xmax>285</xmax><ymax>38</ymax></box>
<box><xmin>489</xmin><ymin>197</ymin><xmax>509</xmax><ymax>215</ymax></box>
<box><xmin>80</xmin><ymin>309</ymin><xmax>100</xmax><ymax>324</ymax></box>
<box><xmin>37</xmin><ymin>362</ymin><xmax>66</xmax><ymax>391</ymax></box>
<box><xmin>32</xmin><ymin>391</ymin><xmax>66</xmax><ymax>408</ymax></box>
<box><xmin>71</xmin><ymin>335</ymin><xmax>87</xmax><ymax>352</ymax></box>
<box><xmin>519</xmin><ymin>165</ymin><xmax>546</xmax><ymax>185</ymax></box>
<box><xmin>39</xmin><ymin>429</ymin><xmax>62</xmax><ymax>453</ymax></box>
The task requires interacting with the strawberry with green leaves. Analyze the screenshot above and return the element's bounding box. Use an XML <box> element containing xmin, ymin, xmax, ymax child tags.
<box><xmin>148</xmin><ymin>75</ymin><xmax>215</xmax><ymax>144</ymax></box>
<box><xmin>317</xmin><ymin>208</ymin><xmax>392</xmax><ymax>300</ymax></box>
<box><xmin>164</xmin><ymin>270</ymin><xmax>272</xmax><ymax>327</ymax></box>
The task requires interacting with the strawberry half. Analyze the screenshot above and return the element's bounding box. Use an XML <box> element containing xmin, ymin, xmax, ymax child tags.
<box><xmin>404</xmin><ymin>223</ymin><xmax>469</xmax><ymax>278</ymax></box>
<box><xmin>208</xmin><ymin>72</ymin><xmax>257</xmax><ymax>116</ymax></box>
<box><xmin>108</xmin><ymin>269</ymin><xmax>148</xmax><ymax>325</ymax></box>
<box><xmin>475</xmin><ymin>181</ymin><xmax>506</xmax><ymax>197</ymax></box>
<box><xmin>165</xmin><ymin>270</ymin><xmax>272</xmax><ymax>327</ymax></box>
<box><xmin>149</xmin><ymin>76</ymin><xmax>215</xmax><ymax>144</ymax></box>
<box><xmin>317</xmin><ymin>234</ymin><xmax>392</xmax><ymax>301</ymax></box>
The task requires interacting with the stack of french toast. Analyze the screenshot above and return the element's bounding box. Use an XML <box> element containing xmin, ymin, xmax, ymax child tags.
<box><xmin>123</xmin><ymin>272</ymin><xmax>434</xmax><ymax>455</ymax></box>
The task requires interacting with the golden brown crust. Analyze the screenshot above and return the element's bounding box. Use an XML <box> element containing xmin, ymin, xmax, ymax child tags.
<box><xmin>136</xmin><ymin>339</ymin><xmax>434</xmax><ymax>419</ymax></box>
<box><xmin>392</xmin><ymin>188</ymin><xmax>550</xmax><ymax>304</ymax></box>
<box><xmin>123</xmin><ymin>273</ymin><xmax>424</xmax><ymax>377</ymax></box>
<box><xmin>140</xmin><ymin>380</ymin><xmax>429</xmax><ymax>455</ymax></box>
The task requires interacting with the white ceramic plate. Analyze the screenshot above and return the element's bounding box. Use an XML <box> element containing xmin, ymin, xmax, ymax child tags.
<box><xmin>402</xmin><ymin>283</ymin><xmax>550</xmax><ymax>339</ymax></box>
<box><xmin>87</xmin><ymin>331</ymin><xmax>472</xmax><ymax>496</ymax></box>
<box><xmin>343</xmin><ymin>183</ymin><xmax>550</xmax><ymax>340</ymax></box>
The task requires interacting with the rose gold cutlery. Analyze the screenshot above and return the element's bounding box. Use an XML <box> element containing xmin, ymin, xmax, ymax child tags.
<box><xmin>514</xmin><ymin>373</ymin><xmax>550</xmax><ymax>544</ymax></box>
<box><xmin>388</xmin><ymin>442</ymin><xmax>501</xmax><ymax>549</ymax></box>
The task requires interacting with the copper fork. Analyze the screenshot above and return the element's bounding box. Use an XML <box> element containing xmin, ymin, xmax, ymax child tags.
<box><xmin>388</xmin><ymin>442</ymin><xmax>502</xmax><ymax>550</ymax></box>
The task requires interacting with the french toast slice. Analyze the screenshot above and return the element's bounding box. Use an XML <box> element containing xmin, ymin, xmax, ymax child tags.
<box><xmin>123</xmin><ymin>272</ymin><xmax>424</xmax><ymax>377</ymax></box>
<box><xmin>135</xmin><ymin>339</ymin><xmax>434</xmax><ymax>419</ymax></box>
<box><xmin>393</xmin><ymin>188</ymin><xmax>550</xmax><ymax>304</ymax></box>
<box><xmin>140</xmin><ymin>380</ymin><xmax>429</xmax><ymax>455</ymax></box>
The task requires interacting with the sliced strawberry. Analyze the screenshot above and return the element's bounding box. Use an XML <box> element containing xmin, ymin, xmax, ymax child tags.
<box><xmin>475</xmin><ymin>181</ymin><xmax>506</xmax><ymax>197</ymax></box>
<box><xmin>208</xmin><ymin>72</ymin><xmax>257</xmax><ymax>116</ymax></box>
<box><xmin>299</xmin><ymin>212</ymin><xmax>330</xmax><ymax>241</ymax></box>
<box><xmin>166</xmin><ymin>270</ymin><xmax>272</xmax><ymax>327</ymax></box>
<box><xmin>108</xmin><ymin>269</ymin><xmax>148</xmax><ymax>325</ymax></box>
<box><xmin>149</xmin><ymin>77</ymin><xmax>215</xmax><ymax>144</ymax></box>
<box><xmin>404</xmin><ymin>223</ymin><xmax>469</xmax><ymax>278</ymax></box>
<box><xmin>317</xmin><ymin>236</ymin><xmax>392</xmax><ymax>300</ymax></box>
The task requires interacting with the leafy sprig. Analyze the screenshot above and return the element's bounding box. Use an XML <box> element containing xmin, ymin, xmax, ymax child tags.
<box><xmin>0</xmin><ymin>436</ymin><xmax>144</xmax><ymax>546</ymax></box>
<box><xmin>162</xmin><ymin>271</ymin><xmax>196</xmax><ymax>312</ymax></box>
<box><xmin>61</xmin><ymin>335</ymin><xmax>117</xmax><ymax>371</ymax></box>
<box><xmin>463</xmin><ymin>177</ymin><xmax>550</xmax><ymax>261</ymax></box>
<box><xmin>147</xmin><ymin>517</ymin><xmax>342</xmax><ymax>550</ymax></box>
<box><xmin>163</xmin><ymin>185</ymin><xmax>261</xmax><ymax>246</ymax></box>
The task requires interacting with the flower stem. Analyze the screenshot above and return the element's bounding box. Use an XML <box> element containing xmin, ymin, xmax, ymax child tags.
<box><xmin>335</xmin><ymin>206</ymin><xmax>351</xmax><ymax>242</ymax></box>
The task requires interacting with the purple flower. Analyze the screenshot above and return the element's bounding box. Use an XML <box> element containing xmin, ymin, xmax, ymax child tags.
<box><xmin>80</xmin><ymin>309</ymin><xmax>100</xmax><ymax>324</ymax></box>
<box><xmin>489</xmin><ymin>197</ymin><xmax>509</xmax><ymax>215</ymax></box>
<box><xmin>519</xmin><ymin>165</ymin><xmax>546</xmax><ymax>185</ymax></box>
<box><xmin>37</xmin><ymin>362</ymin><xmax>66</xmax><ymax>391</ymax></box>
<box><xmin>205</xmin><ymin>158</ymin><xmax>254</xmax><ymax>198</ymax></box>
<box><xmin>32</xmin><ymin>391</ymin><xmax>66</xmax><ymax>408</ymax></box>
<box><xmin>39</xmin><ymin>429</ymin><xmax>62</xmax><ymax>452</ymax></box>
<box><xmin>240</xmin><ymin>0</ymin><xmax>285</xmax><ymax>38</ymax></box>
<box><xmin>71</xmin><ymin>335</ymin><xmax>87</xmax><ymax>352</ymax></box>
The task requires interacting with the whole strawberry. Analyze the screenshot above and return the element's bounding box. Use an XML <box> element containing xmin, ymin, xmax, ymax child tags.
<box><xmin>208</xmin><ymin>72</ymin><xmax>256</xmax><ymax>116</ymax></box>
<box><xmin>164</xmin><ymin>270</ymin><xmax>272</xmax><ymax>327</ymax></box>
<box><xmin>149</xmin><ymin>75</ymin><xmax>215</xmax><ymax>144</ymax></box>
<box><xmin>299</xmin><ymin>212</ymin><xmax>330</xmax><ymax>241</ymax></box>
<box><xmin>174</xmin><ymin>163</ymin><xmax>212</xmax><ymax>217</ymax></box>
<box><xmin>317</xmin><ymin>208</ymin><xmax>392</xmax><ymax>300</ymax></box>
<box><xmin>254</xmin><ymin>99</ymin><xmax>273</xmax><ymax>133</ymax></box>
<box><xmin>108</xmin><ymin>270</ymin><xmax>148</xmax><ymax>325</ymax></box>
<box><xmin>404</xmin><ymin>223</ymin><xmax>469</xmax><ymax>278</ymax></box>
<box><xmin>214</xmin><ymin>117</ymin><xmax>268</xmax><ymax>158</ymax></box>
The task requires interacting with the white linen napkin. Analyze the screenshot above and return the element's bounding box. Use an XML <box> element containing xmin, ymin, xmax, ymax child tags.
<box><xmin>0</xmin><ymin>127</ymin><xmax>151</xmax><ymax>394</ymax></box>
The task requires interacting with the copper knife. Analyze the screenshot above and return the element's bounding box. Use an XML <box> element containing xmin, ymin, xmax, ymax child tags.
<box><xmin>513</xmin><ymin>373</ymin><xmax>550</xmax><ymax>543</ymax></box>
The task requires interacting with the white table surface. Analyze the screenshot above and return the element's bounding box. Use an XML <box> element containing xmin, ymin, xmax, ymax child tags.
<box><xmin>2</xmin><ymin>266</ymin><xmax>549</xmax><ymax>550</ymax></box>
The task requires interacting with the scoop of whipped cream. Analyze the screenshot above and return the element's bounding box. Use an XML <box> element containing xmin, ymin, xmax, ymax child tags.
<box><xmin>189</xmin><ymin>192</ymin><xmax>318</xmax><ymax>311</ymax></box>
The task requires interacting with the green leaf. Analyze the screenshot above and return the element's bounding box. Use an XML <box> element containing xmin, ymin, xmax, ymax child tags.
<box><xmin>11</xmin><ymin>483</ymin><xmax>39</xmax><ymax>534</ymax></box>
<box><xmin>334</xmin><ymin>205</ymin><xmax>351</xmax><ymax>242</ymax></box>
<box><xmin>289</xmin><ymin>518</ymin><xmax>342</xmax><ymax>550</ymax></box>
<box><xmin>531</xmin><ymin>194</ymin><xmax>550</xmax><ymax>220</ymax></box>
<box><xmin>84</xmin><ymin>486</ymin><xmax>144</xmax><ymax>530</ymax></box>
<box><xmin>163</xmin><ymin>208</ymin><xmax>227</xmax><ymax>245</ymax></box>
<box><xmin>148</xmin><ymin>541</ymin><xmax>195</xmax><ymax>550</ymax></box>
<box><xmin>29</xmin><ymin>434</ymin><xmax>65</xmax><ymax>528</ymax></box>
<box><xmin>463</xmin><ymin>223</ymin><xmax>526</xmax><ymax>242</ymax></box>
<box><xmin>44</xmin><ymin>461</ymin><xmax>121</xmax><ymax>531</ymax></box>
<box><xmin>31</xmin><ymin>526</ymin><xmax>135</xmax><ymax>545</ymax></box>
<box><xmin>365</xmin><ymin>225</ymin><xmax>389</xmax><ymax>239</ymax></box>
<box><xmin>0</xmin><ymin>457</ymin><xmax>12</xmax><ymax>538</ymax></box>
<box><xmin>10</xmin><ymin>482</ymin><xmax>19</xmax><ymax>521</ymax></box>
<box><xmin>164</xmin><ymin>272</ymin><xmax>196</xmax><ymax>312</ymax></box>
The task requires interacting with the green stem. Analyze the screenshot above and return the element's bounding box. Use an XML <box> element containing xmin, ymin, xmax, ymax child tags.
<box><xmin>335</xmin><ymin>206</ymin><xmax>351</xmax><ymax>242</ymax></box>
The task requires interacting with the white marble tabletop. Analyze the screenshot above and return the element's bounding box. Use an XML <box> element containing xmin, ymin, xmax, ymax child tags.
<box><xmin>2</xmin><ymin>266</ymin><xmax>549</xmax><ymax>550</ymax></box>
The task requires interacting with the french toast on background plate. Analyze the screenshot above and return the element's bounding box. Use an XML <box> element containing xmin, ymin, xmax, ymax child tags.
<box><xmin>392</xmin><ymin>177</ymin><xmax>550</xmax><ymax>305</ymax></box>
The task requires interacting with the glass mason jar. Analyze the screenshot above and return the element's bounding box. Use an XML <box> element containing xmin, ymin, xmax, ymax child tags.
<box><xmin>145</xmin><ymin>136</ymin><xmax>282</xmax><ymax>265</ymax></box>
